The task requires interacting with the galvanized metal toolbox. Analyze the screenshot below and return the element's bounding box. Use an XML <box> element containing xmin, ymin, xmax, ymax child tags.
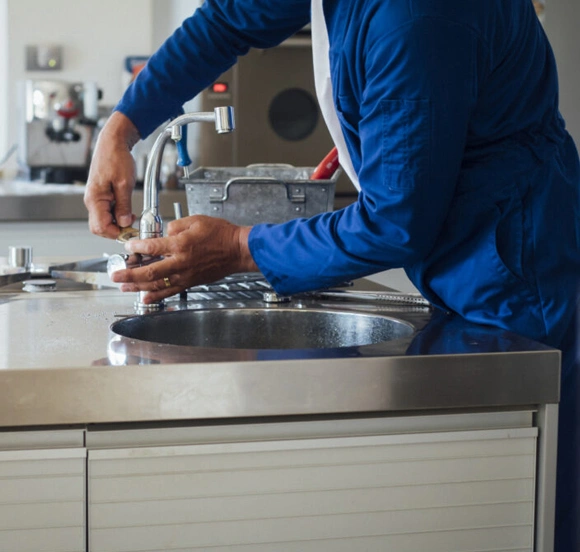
<box><xmin>183</xmin><ymin>165</ymin><xmax>340</xmax><ymax>225</ymax></box>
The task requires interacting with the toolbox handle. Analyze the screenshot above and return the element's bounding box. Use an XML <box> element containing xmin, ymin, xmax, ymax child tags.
<box><xmin>210</xmin><ymin>177</ymin><xmax>306</xmax><ymax>204</ymax></box>
<box><xmin>246</xmin><ymin>163</ymin><xmax>295</xmax><ymax>169</ymax></box>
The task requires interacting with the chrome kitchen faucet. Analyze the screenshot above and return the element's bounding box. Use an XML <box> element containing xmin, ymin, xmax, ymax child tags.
<box><xmin>136</xmin><ymin>106</ymin><xmax>235</xmax><ymax>311</ymax></box>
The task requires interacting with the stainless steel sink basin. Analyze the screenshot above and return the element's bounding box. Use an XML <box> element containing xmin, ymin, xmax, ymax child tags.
<box><xmin>111</xmin><ymin>307</ymin><xmax>415</xmax><ymax>350</ymax></box>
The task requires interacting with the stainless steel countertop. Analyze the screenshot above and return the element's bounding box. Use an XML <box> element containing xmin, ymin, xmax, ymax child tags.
<box><xmin>0</xmin><ymin>180</ymin><xmax>187</xmax><ymax>221</ymax></box>
<box><xmin>0</xmin><ymin>271</ymin><xmax>560</xmax><ymax>428</ymax></box>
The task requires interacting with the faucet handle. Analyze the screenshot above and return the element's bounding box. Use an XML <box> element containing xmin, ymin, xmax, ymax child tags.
<box><xmin>173</xmin><ymin>125</ymin><xmax>192</xmax><ymax>178</ymax></box>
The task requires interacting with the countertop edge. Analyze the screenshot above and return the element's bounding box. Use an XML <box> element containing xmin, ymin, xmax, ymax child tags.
<box><xmin>0</xmin><ymin>349</ymin><xmax>560</xmax><ymax>428</ymax></box>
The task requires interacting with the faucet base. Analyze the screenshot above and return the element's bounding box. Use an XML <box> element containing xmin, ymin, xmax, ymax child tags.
<box><xmin>134</xmin><ymin>300</ymin><xmax>164</xmax><ymax>315</ymax></box>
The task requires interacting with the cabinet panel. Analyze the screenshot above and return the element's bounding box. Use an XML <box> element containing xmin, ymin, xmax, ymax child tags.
<box><xmin>137</xmin><ymin>539</ymin><xmax>531</xmax><ymax>552</ymax></box>
<box><xmin>91</xmin><ymin>477</ymin><xmax>535</xmax><ymax>529</ymax></box>
<box><xmin>89</xmin><ymin>428</ymin><xmax>537</xmax><ymax>552</ymax></box>
<box><xmin>0</xmin><ymin>502</ymin><xmax>83</xmax><ymax>531</ymax></box>
<box><xmin>104</xmin><ymin>529</ymin><xmax>532</xmax><ymax>552</ymax></box>
<box><xmin>0</xmin><ymin>528</ymin><xmax>85</xmax><ymax>552</ymax></box>
<box><xmin>90</xmin><ymin>454</ymin><xmax>534</xmax><ymax>503</ymax></box>
<box><xmin>89</xmin><ymin>432</ymin><xmax>535</xmax><ymax>477</ymax></box>
<box><xmin>0</xmin><ymin>457</ymin><xmax>83</xmax><ymax>478</ymax></box>
<box><xmin>0</xmin><ymin>448</ymin><xmax>86</xmax><ymax>552</ymax></box>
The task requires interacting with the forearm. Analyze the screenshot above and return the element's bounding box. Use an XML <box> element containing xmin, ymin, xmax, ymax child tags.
<box><xmin>249</xmin><ymin>203</ymin><xmax>410</xmax><ymax>296</ymax></box>
<box><xmin>96</xmin><ymin>111</ymin><xmax>141</xmax><ymax>151</ymax></box>
<box><xmin>235</xmin><ymin>226</ymin><xmax>259</xmax><ymax>273</ymax></box>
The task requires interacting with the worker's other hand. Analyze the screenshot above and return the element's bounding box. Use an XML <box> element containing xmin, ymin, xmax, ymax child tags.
<box><xmin>84</xmin><ymin>112</ymin><xmax>140</xmax><ymax>239</ymax></box>
<box><xmin>110</xmin><ymin>215</ymin><xmax>258</xmax><ymax>304</ymax></box>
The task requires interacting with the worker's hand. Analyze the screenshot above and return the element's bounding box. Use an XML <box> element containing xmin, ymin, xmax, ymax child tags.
<box><xmin>109</xmin><ymin>215</ymin><xmax>258</xmax><ymax>303</ymax></box>
<box><xmin>84</xmin><ymin>112</ymin><xmax>141</xmax><ymax>239</ymax></box>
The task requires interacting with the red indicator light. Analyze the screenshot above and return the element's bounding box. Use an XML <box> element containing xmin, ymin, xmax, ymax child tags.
<box><xmin>211</xmin><ymin>82</ymin><xmax>229</xmax><ymax>93</ymax></box>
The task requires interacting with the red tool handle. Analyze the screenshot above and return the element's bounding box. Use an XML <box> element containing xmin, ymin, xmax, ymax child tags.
<box><xmin>310</xmin><ymin>147</ymin><xmax>340</xmax><ymax>180</ymax></box>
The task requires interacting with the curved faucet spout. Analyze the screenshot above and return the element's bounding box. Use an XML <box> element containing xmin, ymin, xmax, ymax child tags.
<box><xmin>170</xmin><ymin>106</ymin><xmax>235</xmax><ymax>133</ymax></box>
<box><xmin>141</xmin><ymin>106</ymin><xmax>235</xmax><ymax>227</ymax></box>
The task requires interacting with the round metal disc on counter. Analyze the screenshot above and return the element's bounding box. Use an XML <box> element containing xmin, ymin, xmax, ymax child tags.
<box><xmin>22</xmin><ymin>279</ymin><xmax>56</xmax><ymax>292</ymax></box>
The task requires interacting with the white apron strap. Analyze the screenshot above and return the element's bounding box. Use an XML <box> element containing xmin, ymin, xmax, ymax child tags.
<box><xmin>311</xmin><ymin>0</ymin><xmax>360</xmax><ymax>191</ymax></box>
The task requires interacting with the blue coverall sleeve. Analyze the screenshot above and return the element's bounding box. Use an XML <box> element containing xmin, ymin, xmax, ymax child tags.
<box><xmin>250</xmin><ymin>17</ymin><xmax>481</xmax><ymax>294</ymax></box>
<box><xmin>116</xmin><ymin>0</ymin><xmax>311</xmax><ymax>138</ymax></box>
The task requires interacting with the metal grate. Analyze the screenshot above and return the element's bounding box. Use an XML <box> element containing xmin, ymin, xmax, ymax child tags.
<box><xmin>183</xmin><ymin>273</ymin><xmax>272</xmax><ymax>301</ymax></box>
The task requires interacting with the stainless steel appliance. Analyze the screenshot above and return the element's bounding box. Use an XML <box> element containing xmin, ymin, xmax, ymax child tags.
<box><xmin>196</xmin><ymin>32</ymin><xmax>357</xmax><ymax>198</ymax></box>
<box><xmin>18</xmin><ymin>79</ymin><xmax>102</xmax><ymax>183</ymax></box>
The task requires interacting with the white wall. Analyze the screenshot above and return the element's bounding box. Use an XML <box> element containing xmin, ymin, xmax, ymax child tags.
<box><xmin>0</xmin><ymin>0</ymin><xmax>7</xmax><ymax>357</ymax></box>
<box><xmin>0</xmin><ymin>0</ymin><xmax>8</xmax><ymax>168</ymax></box>
<box><xmin>152</xmin><ymin>0</ymin><xmax>201</xmax><ymax>49</ymax></box>
<box><xmin>2</xmin><ymin>0</ymin><xmax>155</xmax><ymax>175</ymax></box>
<box><xmin>544</xmin><ymin>0</ymin><xmax>580</xmax><ymax>144</ymax></box>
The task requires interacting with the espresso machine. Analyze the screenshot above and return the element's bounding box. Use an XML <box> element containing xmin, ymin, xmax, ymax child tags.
<box><xmin>18</xmin><ymin>79</ymin><xmax>102</xmax><ymax>183</ymax></box>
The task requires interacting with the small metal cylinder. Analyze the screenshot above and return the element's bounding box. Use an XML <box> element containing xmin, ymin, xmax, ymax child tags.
<box><xmin>214</xmin><ymin>106</ymin><xmax>235</xmax><ymax>134</ymax></box>
<box><xmin>8</xmin><ymin>246</ymin><xmax>33</xmax><ymax>270</ymax></box>
<box><xmin>262</xmin><ymin>291</ymin><xmax>291</xmax><ymax>304</ymax></box>
<box><xmin>170</xmin><ymin>125</ymin><xmax>182</xmax><ymax>142</ymax></box>
<box><xmin>135</xmin><ymin>291</ymin><xmax>164</xmax><ymax>313</ymax></box>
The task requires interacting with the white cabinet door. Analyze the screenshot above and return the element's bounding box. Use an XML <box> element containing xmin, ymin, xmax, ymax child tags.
<box><xmin>0</xmin><ymin>447</ymin><xmax>86</xmax><ymax>552</ymax></box>
<box><xmin>88</xmin><ymin>426</ymin><xmax>537</xmax><ymax>552</ymax></box>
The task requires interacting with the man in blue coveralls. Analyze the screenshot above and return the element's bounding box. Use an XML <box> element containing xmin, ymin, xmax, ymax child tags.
<box><xmin>84</xmin><ymin>1</ymin><xmax>580</xmax><ymax>548</ymax></box>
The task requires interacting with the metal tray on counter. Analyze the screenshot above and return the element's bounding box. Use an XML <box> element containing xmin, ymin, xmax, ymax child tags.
<box><xmin>183</xmin><ymin>164</ymin><xmax>340</xmax><ymax>225</ymax></box>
